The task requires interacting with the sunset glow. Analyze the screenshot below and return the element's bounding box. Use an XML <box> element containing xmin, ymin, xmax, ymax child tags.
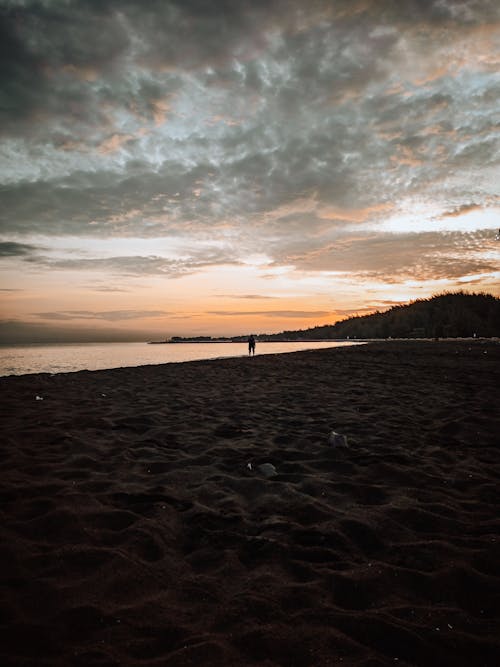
<box><xmin>1</xmin><ymin>1</ymin><xmax>499</xmax><ymax>342</ymax></box>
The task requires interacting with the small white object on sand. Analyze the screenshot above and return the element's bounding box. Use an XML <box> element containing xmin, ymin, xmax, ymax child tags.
<box><xmin>258</xmin><ymin>463</ymin><xmax>277</xmax><ymax>478</ymax></box>
<box><xmin>328</xmin><ymin>431</ymin><xmax>348</xmax><ymax>447</ymax></box>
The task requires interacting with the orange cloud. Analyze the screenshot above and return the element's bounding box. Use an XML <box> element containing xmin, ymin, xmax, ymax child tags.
<box><xmin>61</xmin><ymin>64</ymin><xmax>99</xmax><ymax>82</ymax></box>
<box><xmin>207</xmin><ymin>310</ymin><xmax>333</xmax><ymax>318</ymax></box>
<box><xmin>152</xmin><ymin>98</ymin><xmax>171</xmax><ymax>126</ymax></box>
<box><xmin>59</xmin><ymin>140</ymin><xmax>89</xmax><ymax>152</ymax></box>
<box><xmin>106</xmin><ymin>209</ymin><xmax>143</xmax><ymax>224</ymax></box>
<box><xmin>440</xmin><ymin>204</ymin><xmax>483</xmax><ymax>218</ymax></box>
<box><xmin>420</xmin><ymin>125</ymin><xmax>448</xmax><ymax>137</ymax></box>
<box><xmin>384</xmin><ymin>83</ymin><xmax>406</xmax><ymax>96</ymax></box>
<box><xmin>206</xmin><ymin>114</ymin><xmax>241</xmax><ymax>127</ymax></box>
<box><xmin>390</xmin><ymin>146</ymin><xmax>422</xmax><ymax>167</ymax></box>
<box><xmin>414</xmin><ymin>64</ymin><xmax>453</xmax><ymax>86</ymax></box>
<box><xmin>98</xmin><ymin>133</ymin><xmax>135</xmax><ymax>154</ymax></box>
<box><xmin>410</xmin><ymin>21</ymin><xmax>500</xmax><ymax>86</ymax></box>
<box><xmin>320</xmin><ymin>203</ymin><xmax>393</xmax><ymax>223</ymax></box>
<box><xmin>260</xmin><ymin>196</ymin><xmax>317</xmax><ymax>224</ymax></box>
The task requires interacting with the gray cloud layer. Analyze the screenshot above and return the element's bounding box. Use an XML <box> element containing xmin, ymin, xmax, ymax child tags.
<box><xmin>15</xmin><ymin>244</ymin><xmax>241</xmax><ymax>277</ymax></box>
<box><xmin>33</xmin><ymin>309</ymin><xmax>169</xmax><ymax>321</ymax></box>
<box><xmin>1</xmin><ymin>0</ymin><xmax>499</xmax><ymax>286</ymax></box>
<box><xmin>0</xmin><ymin>241</ymin><xmax>39</xmax><ymax>256</ymax></box>
<box><xmin>207</xmin><ymin>310</ymin><xmax>331</xmax><ymax>318</ymax></box>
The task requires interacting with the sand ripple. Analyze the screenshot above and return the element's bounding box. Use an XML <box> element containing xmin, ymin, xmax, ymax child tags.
<box><xmin>1</xmin><ymin>341</ymin><xmax>499</xmax><ymax>666</ymax></box>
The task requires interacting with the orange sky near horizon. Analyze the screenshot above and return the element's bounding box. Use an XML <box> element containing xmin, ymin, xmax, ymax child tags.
<box><xmin>2</xmin><ymin>203</ymin><xmax>499</xmax><ymax>340</ymax></box>
<box><xmin>1</xmin><ymin>2</ymin><xmax>499</xmax><ymax>342</ymax></box>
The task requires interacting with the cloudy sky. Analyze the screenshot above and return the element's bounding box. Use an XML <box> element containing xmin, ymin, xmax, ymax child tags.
<box><xmin>1</xmin><ymin>0</ymin><xmax>499</xmax><ymax>342</ymax></box>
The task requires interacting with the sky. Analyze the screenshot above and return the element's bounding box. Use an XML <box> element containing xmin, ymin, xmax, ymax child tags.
<box><xmin>1</xmin><ymin>0</ymin><xmax>499</xmax><ymax>342</ymax></box>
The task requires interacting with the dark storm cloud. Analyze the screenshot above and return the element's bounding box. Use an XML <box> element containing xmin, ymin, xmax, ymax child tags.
<box><xmin>0</xmin><ymin>167</ymin><xmax>187</xmax><ymax>237</ymax></box>
<box><xmin>0</xmin><ymin>241</ymin><xmax>39</xmax><ymax>256</ymax></box>
<box><xmin>0</xmin><ymin>0</ymin><xmax>275</xmax><ymax>135</ymax></box>
<box><xmin>0</xmin><ymin>1</ymin><xmax>494</xmax><ymax>131</ymax></box>
<box><xmin>1</xmin><ymin>0</ymin><xmax>499</xmax><ymax>285</ymax></box>
<box><xmin>0</xmin><ymin>2</ymin><xmax>129</xmax><ymax>135</ymax></box>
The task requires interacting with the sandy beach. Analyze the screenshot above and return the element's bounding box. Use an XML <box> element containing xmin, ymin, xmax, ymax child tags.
<box><xmin>1</xmin><ymin>340</ymin><xmax>499</xmax><ymax>666</ymax></box>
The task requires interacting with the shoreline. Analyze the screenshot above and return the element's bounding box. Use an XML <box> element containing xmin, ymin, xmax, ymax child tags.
<box><xmin>2</xmin><ymin>337</ymin><xmax>497</xmax><ymax>379</ymax></box>
<box><xmin>0</xmin><ymin>340</ymin><xmax>363</xmax><ymax>378</ymax></box>
<box><xmin>1</xmin><ymin>341</ymin><xmax>499</xmax><ymax>666</ymax></box>
<box><xmin>148</xmin><ymin>338</ymin><xmax>358</xmax><ymax>344</ymax></box>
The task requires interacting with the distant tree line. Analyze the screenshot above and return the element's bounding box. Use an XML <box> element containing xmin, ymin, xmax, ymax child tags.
<box><xmin>259</xmin><ymin>292</ymin><xmax>500</xmax><ymax>340</ymax></box>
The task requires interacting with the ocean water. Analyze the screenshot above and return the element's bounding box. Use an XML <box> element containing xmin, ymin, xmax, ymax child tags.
<box><xmin>0</xmin><ymin>340</ymin><xmax>362</xmax><ymax>377</ymax></box>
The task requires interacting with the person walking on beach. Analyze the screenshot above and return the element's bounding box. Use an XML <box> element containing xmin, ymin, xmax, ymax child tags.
<box><xmin>248</xmin><ymin>334</ymin><xmax>256</xmax><ymax>356</ymax></box>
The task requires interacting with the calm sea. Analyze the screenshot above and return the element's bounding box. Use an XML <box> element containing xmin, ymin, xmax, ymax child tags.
<box><xmin>0</xmin><ymin>341</ymin><xmax>362</xmax><ymax>377</ymax></box>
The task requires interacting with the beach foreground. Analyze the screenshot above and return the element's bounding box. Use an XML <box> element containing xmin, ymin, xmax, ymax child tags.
<box><xmin>1</xmin><ymin>341</ymin><xmax>499</xmax><ymax>666</ymax></box>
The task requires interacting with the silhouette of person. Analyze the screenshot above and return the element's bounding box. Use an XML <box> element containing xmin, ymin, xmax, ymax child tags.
<box><xmin>248</xmin><ymin>334</ymin><xmax>256</xmax><ymax>356</ymax></box>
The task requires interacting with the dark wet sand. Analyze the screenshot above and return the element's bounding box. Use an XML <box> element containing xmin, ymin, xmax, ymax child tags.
<box><xmin>1</xmin><ymin>341</ymin><xmax>499</xmax><ymax>666</ymax></box>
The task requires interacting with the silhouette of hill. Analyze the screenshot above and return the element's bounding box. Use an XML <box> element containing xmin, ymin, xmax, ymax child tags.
<box><xmin>260</xmin><ymin>292</ymin><xmax>500</xmax><ymax>340</ymax></box>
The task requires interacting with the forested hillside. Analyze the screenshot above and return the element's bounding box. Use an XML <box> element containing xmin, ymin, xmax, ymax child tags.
<box><xmin>261</xmin><ymin>292</ymin><xmax>500</xmax><ymax>340</ymax></box>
